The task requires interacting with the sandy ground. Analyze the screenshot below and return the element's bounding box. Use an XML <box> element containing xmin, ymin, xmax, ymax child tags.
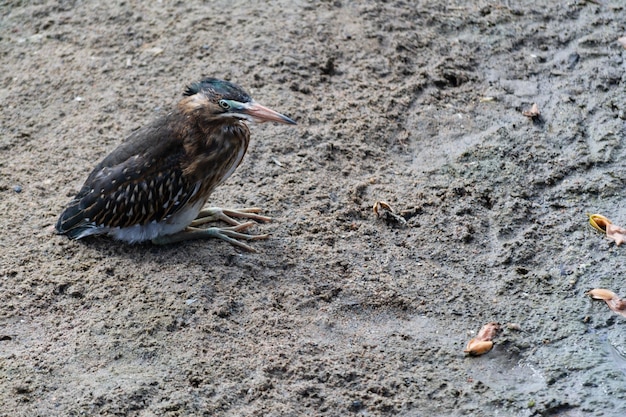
<box><xmin>2</xmin><ymin>1</ymin><xmax>626</xmax><ymax>416</ymax></box>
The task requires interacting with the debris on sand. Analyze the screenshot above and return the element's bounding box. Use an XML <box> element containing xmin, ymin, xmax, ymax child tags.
<box><xmin>464</xmin><ymin>322</ymin><xmax>500</xmax><ymax>356</ymax></box>
<box><xmin>587</xmin><ymin>213</ymin><xmax>626</xmax><ymax>246</ymax></box>
<box><xmin>522</xmin><ymin>103</ymin><xmax>540</xmax><ymax>119</ymax></box>
<box><xmin>373</xmin><ymin>200</ymin><xmax>407</xmax><ymax>226</ymax></box>
<box><xmin>587</xmin><ymin>289</ymin><xmax>626</xmax><ymax>318</ymax></box>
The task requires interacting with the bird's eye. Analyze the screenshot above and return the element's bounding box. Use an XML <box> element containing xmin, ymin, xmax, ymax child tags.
<box><xmin>218</xmin><ymin>99</ymin><xmax>230</xmax><ymax>110</ymax></box>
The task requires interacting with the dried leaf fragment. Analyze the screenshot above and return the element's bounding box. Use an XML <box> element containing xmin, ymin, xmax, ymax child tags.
<box><xmin>464</xmin><ymin>322</ymin><xmax>500</xmax><ymax>356</ymax></box>
<box><xmin>605</xmin><ymin>224</ymin><xmax>626</xmax><ymax>245</ymax></box>
<box><xmin>587</xmin><ymin>288</ymin><xmax>626</xmax><ymax>318</ymax></box>
<box><xmin>522</xmin><ymin>103</ymin><xmax>540</xmax><ymax>119</ymax></box>
<box><xmin>373</xmin><ymin>200</ymin><xmax>393</xmax><ymax>216</ymax></box>
<box><xmin>587</xmin><ymin>213</ymin><xmax>626</xmax><ymax>246</ymax></box>
<box><xmin>373</xmin><ymin>200</ymin><xmax>407</xmax><ymax>226</ymax></box>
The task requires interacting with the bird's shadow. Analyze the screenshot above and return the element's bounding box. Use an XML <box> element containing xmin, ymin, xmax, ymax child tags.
<box><xmin>70</xmin><ymin>233</ymin><xmax>285</xmax><ymax>271</ymax></box>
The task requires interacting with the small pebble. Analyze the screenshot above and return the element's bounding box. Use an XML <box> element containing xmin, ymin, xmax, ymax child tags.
<box><xmin>13</xmin><ymin>185</ymin><xmax>22</xmax><ymax>193</ymax></box>
<box><xmin>507</xmin><ymin>323</ymin><xmax>522</xmax><ymax>331</ymax></box>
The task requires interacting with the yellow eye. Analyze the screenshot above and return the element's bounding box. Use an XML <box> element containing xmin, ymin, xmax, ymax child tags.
<box><xmin>218</xmin><ymin>99</ymin><xmax>230</xmax><ymax>110</ymax></box>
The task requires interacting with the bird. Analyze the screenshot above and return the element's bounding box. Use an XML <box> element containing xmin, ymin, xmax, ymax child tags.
<box><xmin>56</xmin><ymin>77</ymin><xmax>296</xmax><ymax>251</ymax></box>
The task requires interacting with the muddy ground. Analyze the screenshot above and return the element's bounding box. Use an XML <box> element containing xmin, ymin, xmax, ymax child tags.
<box><xmin>1</xmin><ymin>1</ymin><xmax>626</xmax><ymax>416</ymax></box>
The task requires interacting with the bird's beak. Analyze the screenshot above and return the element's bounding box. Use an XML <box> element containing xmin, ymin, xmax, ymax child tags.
<box><xmin>242</xmin><ymin>101</ymin><xmax>296</xmax><ymax>125</ymax></box>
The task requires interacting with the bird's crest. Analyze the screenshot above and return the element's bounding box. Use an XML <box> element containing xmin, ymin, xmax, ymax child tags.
<box><xmin>183</xmin><ymin>78</ymin><xmax>251</xmax><ymax>103</ymax></box>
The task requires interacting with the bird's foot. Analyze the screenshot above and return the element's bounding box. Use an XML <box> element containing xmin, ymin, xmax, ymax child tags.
<box><xmin>152</xmin><ymin>222</ymin><xmax>269</xmax><ymax>252</ymax></box>
<box><xmin>191</xmin><ymin>207</ymin><xmax>271</xmax><ymax>227</ymax></box>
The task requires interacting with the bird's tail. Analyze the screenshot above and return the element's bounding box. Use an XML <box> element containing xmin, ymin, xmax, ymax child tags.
<box><xmin>56</xmin><ymin>199</ymin><xmax>95</xmax><ymax>239</ymax></box>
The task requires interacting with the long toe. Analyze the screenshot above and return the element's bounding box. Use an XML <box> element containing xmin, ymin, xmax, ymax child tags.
<box><xmin>152</xmin><ymin>222</ymin><xmax>270</xmax><ymax>252</ymax></box>
<box><xmin>191</xmin><ymin>207</ymin><xmax>272</xmax><ymax>227</ymax></box>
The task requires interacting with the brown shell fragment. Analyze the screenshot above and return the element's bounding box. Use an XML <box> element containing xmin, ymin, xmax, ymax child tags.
<box><xmin>587</xmin><ymin>288</ymin><xmax>626</xmax><ymax>318</ymax></box>
<box><xmin>464</xmin><ymin>340</ymin><xmax>493</xmax><ymax>356</ymax></box>
<box><xmin>464</xmin><ymin>322</ymin><xmax>500</xmax><ymax>356</ymax></box>
<box><xmin>587</xmin><ymin>213</ymin><xmax>626</xmax><ymax>246</ymax></box>
<box><xmin>587</xmin><ymin>288</ymin><xmax>617</xmax><ymax>301</ymax></box>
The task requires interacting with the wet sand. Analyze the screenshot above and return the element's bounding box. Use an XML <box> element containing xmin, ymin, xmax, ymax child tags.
<box><xmin>1</xmin><ymin>1</ymin><xmax>626</xmax><ymax>416</ymax></box>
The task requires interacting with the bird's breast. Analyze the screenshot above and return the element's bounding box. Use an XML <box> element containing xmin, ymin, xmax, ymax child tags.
<box><xmin>183</xmin><ymin>122</ymin><xmax>250</xmax><ymax>198</ymax></box>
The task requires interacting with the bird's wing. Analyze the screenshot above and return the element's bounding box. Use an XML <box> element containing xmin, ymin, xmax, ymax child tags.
<box><xmin>88</xmin><ymin>113</ymin><xmax>181</xmax><ymax>176</ymax></box>
<box><xmin>56</xmin><ymin>115</ymin><xmax>199</xmax><ymax>236</ymax></box>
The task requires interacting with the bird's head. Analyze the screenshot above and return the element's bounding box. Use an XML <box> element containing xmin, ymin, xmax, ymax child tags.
<box><xmin>181</xmin><ymin>78</ymin><xmax>296</xmax><ymax>125</ymax></box>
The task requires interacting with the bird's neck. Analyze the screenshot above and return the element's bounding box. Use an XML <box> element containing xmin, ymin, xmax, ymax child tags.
<box><xmin>181</xmin><ymin>116</ymin><xmax>250</xmax><ymax>189</ymax></box>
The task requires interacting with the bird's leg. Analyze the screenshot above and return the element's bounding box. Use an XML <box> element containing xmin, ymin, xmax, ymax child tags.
<box><xmin>191</xmin><ymin>207</ymin><xmax>271</xmax><ymax>227</ymax></box>
<box><xmin>152</xmin><ymin>222</ymin><xmax>269</xmax><ymax>252</ymax></box>
<box><xmin>155</xmin><ymin>207</ymin><xmax>272</xmax><ymax>251</ymax></box>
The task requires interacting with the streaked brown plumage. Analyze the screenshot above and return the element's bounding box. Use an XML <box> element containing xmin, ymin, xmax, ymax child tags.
<box><xmin>56</xmin><ymin>78</ymin><xmax>295</xmax><ymax>250</ymax></box>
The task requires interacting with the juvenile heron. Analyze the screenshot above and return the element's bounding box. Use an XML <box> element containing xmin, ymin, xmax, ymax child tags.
<box><xmin>56</xmin><ymin>78</ymin><xmax>296</xmax><ymax>251</ymax></box>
